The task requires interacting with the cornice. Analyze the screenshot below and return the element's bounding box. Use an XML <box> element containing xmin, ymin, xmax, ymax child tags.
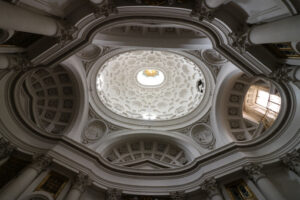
<box><xmin>27</xmin><ymin>6</ymin><xmax>273</xmax><ymax>76</ymax></box>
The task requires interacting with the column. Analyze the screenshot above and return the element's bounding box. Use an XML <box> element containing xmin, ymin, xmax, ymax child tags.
<box><xmin>281</xmin><ymin>149</ymin><xmax>300</xmax><ymax>176</ymax></box>
<box><xmin>0</xmin><ymin>155</ymin><xmax>51</xmax><ymax>200</ymax></box>
<box><xmin>0</xmin><ymin>138</ymin><xmax>14</xmax><ymax>166</ymax></box>
<box><xmin>244</xmin><ymin>163</ymin><xmax>286</xmax><ymax>200</ymax></box>
<box><xmin>65</xmin><ymin>172</ymin><xmax>90</xmax><ymax>200</ymax></box>
<box><xmin>200</xmin><ymin>178</ymin><xmax>224</xmax><ymax>200</ymax></box>
<box><xmin>170</xmin><ymin>191</ymin><xmax>186</xmax><ymax>200</ymax></box>
<box><xmin>106</xmin><ymin>188</ymin><xmax>122</xmax><ymax>200</ymax></box>
<box><xmin>0</xmin><ymin>1</ymin><xmax>60</xmax><ymax>36</ymax></box>
<box><xmin>205</xmin><ymin>0</ymin><xmax>228</xmax><ymax>9</ymax></box>
<box><xmin>249</xmin><ymin>15</ymin><xmax>300</xmax><ymax>44</ymax></box>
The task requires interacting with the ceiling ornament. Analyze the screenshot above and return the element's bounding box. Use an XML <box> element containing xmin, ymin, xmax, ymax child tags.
<box><xmin>96</xmin><ymin>50</ymin><xmax>206</xmax><ymax>121</ymax></box>
<box><xmin>76</xmin><ymin>44</ymin><xmax>102</xmax><ymax>61</ymax></box>
<box><xmin>88</xmin><ymin>109</ymin><xmax>124</xmax><ymax>133</ymax></box>
<box><xmin>201</xmin><ymin>49</ymin><xmax>227</xmax><ymax>66</ymax></box>
<box><xmin>190</xmin><ymin>123</ymin><xmax>215</xmax><ymax>149</ymax></box>
<box><xmin>190</xmin><ymin>0</ymin><xmax>215</xmax><ymax>21</ymax></box>
<box><xmin>82</xmin><ymin>119</ymin><xmax>107</xmax><ymax>144</ymax></box>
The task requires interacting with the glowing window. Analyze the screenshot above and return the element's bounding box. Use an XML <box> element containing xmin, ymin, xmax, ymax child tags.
<box><xmin>137</xmin><ymin>69</ymin><xmax>165</xmax><ymax>86</ymax></box>
<box><xmin>243</xmin><ymin>84</ymin><xmax>281</xmax><ymax>129</ymax></box>
<box><xmin>256</xmin><ymin>90</ymin><xmax>281</xmax><ymax>113</ymax></box>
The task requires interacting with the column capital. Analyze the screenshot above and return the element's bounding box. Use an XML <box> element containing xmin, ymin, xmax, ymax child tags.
<box><xmin>243</xmin><ymin>163</ymin><xmax>265</xmax><ymax>183</ymax></box>
<box><xmin>0</xmin><ymin>138</ymin><xmax>14</xmax><ymax>159</ymax></box>
<box><xmin>281</xmin><ymin>149</ymin><xmax>300</xmax><ymax>176</ymax></box>
<box><xmin>29</xmin><ymin>154</ymin><xmax>52</xmax><ymax>173</ymax></box>
<box><xmin>0</xmin><ymin>54</ymin><xmax>33</xmax><ymax>71</ymax></box>
<box><xmin>229</xmin><ymin>27</ymin><xmax>251</xmax><ymax>53</ymax></box>
<box><xmin>170</xmin><ymin>191</ymin><xmax>186</xmax><ymax>200</ymax></box>
<box><xmin>200</xmin><ymin>177</ymin><xmax>221</xmax><ymax>198</ymax></box>
<box><xmin>191</xmin><ymin>0</ymin><xmax>216</xmax><ymax>21</ymax></box>
<box><xmin>269</xmin><ymin>65</ymin><xmax>300</xmax><ymax>89</ymax></box>
<box><xmin>71</xmin><ymin>172</ymin><xmax>91</xmax><ymax>193</ymax></box>
<box><xmin>106</xmin><ymin>188</ymin><xmax>122</xmax><ymax>200</ymax></box>
<box><xmin>93</xmin><ymin>2</ymin><xmax>118</xmax><ymax>18</ymax></box>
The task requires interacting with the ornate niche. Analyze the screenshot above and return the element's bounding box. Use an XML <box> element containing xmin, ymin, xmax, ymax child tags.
<box><xmin>190</xmin><ymin>123</ymin><xmax>215</xmax><ymax>149</ymax></box>
<box><xmin>82</xmin><ymin>120</ymin><xmax>107</xmax><ymax>144</ymax></box>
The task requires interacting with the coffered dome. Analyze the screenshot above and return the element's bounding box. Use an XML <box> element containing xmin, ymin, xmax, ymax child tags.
<box><xmin>89</xmin><ymin>50</ymin><xmax>215</xmax><ymax>129</ymax></box>
<box><xmin>96</xmin><ymin>50</ymin><xmax>206</xmax><ymax>121</ymax></box>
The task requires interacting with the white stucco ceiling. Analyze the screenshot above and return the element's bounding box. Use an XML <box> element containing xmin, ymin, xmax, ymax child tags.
<box><xmin>96</xmin><ymin>50</ymin><xmax>206</xmax><ymax>121</ymax></box>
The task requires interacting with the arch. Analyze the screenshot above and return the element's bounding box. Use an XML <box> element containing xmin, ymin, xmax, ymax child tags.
<box><xmin>95</xmin><ymin>129</ymin><xmax>203</xmax><ymax>163</ymax></box>
<box><xmin>12</xmin><ymin>65</ymin><xmax>80</xmax><ymax>137</ymax></box>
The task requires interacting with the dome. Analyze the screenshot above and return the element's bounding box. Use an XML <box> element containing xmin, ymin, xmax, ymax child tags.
<box><xmin>90</xmin><ymin>50</ymin><xmax>215</xmax><ymax>129</ymax></box>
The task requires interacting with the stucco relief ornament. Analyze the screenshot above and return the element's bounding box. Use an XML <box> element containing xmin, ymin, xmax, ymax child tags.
<box><xmin>93</xmin><ymin>2</ymin><xmax>118</xmax><ymax>18</ymax></box>
<box><xmin>12</xmin><ymin>55</ymin><xmax>33</xmax><ymax>71</ymax></box>
<box><xmin>191</xmin><ymin>123</ymin><xmax>215</xmax><ymax>150</ymax></box>
<box><xmin>243</xmin><ymin>163</ymin><xmax>265</xmax><ymax>183</ymax></box>
<box><xmin>170</xmin><ymin>191</ymin><xmax>186</xmax><ymax>200</ymax></box>
<box><xmin>269</xmin><ymin>65</ymin><xmax>300</xmax><ymax>89</ymax></box>
<box><xmin>72</xmin><ymin>172</ymin><xmax>91</xmax><ymax>193</ymax></box>
<box><xmin>57</xmin><ymin>25</ymin><xmax>78</xmax><ymax>47</ymax></box>
<box><xmin>199</xmin><ymin>178</ymin><xmax>221</xmax><ymax>198</ymax></box>
<box><xmin>281</xmin><ymin>149</ymin><xmax>300</xmax><ymax>176</ymax></box>
<box><xmin>229</xmin><ymin>28</ymin><xmax>251</xmax><ymax>53</ymax></box>
<box><xmin>30</xmin><ymin>155</ymin><xmax>52</xmax><ymax>172</ymax></box>
<box><xmin>107</xmin><ymin>188</ymin><xmax>122</xmax><ymax>200</ymax></box>
<box><xmin>0</xmin><ymin>138</ymin><xmax>14</xmax><ymax>159</ymax></box>
<box><xmin>191</xmin><ymin>0</ymin><xmax>215</xmax><ymax>21</ymax></box>
<box><xmin>82</xmin><ymin>119</ymin><xmax>107</xmax><ymax>144</ymax></box>
<box><xmin>202</xmin><ymin>49</ymin><xmax>227</xmax><ymax>66</ymax></box>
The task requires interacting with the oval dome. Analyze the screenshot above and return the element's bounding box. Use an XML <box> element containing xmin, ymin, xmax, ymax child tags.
<box><xmin>96</xmin><ymin>50</ymin><xmax>207</xmax><ymax>121</ymax></box>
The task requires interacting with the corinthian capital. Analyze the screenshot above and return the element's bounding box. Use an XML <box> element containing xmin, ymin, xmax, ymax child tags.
<box><xmin>30</xmin><ymin>154</ymin><xmax>52</xmax><ymax>172</ymax></box>
<box><xmin>170</xmin><ymin>191</ymin><xmax>186</xmax><ymax>200</ymax></box>
<box><xmin>281</xmin><ymin>149</ymin><xmax>300</xmax><ymax>176</ymax></box>
<box><xmin>269</xmin><ymin>65</ymin><xmax>300</xmax><ymax>89</ymax></box>
<box><xmin>243</xmin><ymin>163</ymin><xmax>265</xmax><ymax>183</ymax></box>
<box><xmin>0</xmin><ymin>138</ymin><xmax>14</xmax><ymax>159</ymax></box>
<box><xmin>191</xmin><ymin>0</ymin><xmax>215</xmax><ymax>21</ymax></box>
<box><xmin>199</xmin><ymin>177</ymin><xmax>221</xmax><ymax>198</ymax></box>
<box><xmin>106</xmin><ymin>188</ymin><xmax>122</xmax><ymax>200</ymax></box>
<box><xmin>71</xmin><ymin>172</ymin><xmax>91</xmax><ymax>193</ymax></box>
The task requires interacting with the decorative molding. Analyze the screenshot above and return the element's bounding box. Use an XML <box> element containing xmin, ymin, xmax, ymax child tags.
<box><xmin>190</xmin><ymin>123</ymin><xmax>215</xmax><ymax>150</ymax></box>
<box><xmin>199</xmin><ymin>177</ymin><xmax>221</xmax><ymax>198</ymax></box>
<box><xmin>191</xmin><ymin>0</ymin><xmax>215</xmax><ymax>21</ymax></box>
<box><xmin>93</xmin><ymin>2</ymin><xmax>118</xmax><ymax>18</ymax></box>
<box><xmin>281</xmin><ymin>149</ymin><xmax>300</xmax><ymax>176</ymax></box>
<box><xmin>82</xmin><ymin>119</ymin><xmax>107</xmax><ymax>144</ymax></box>
<box><xmin>269</xmin><ymin>65</ymin><xmax>300</xmax><ymax>89</ymax></box>
<box><xmin>12</xmin><ymin>55</ymin><xmax>33</xmax><ymax>71</ymax></box>
<box><xmin>58</xmin><ymin>25</ymin><xmax>78</xmax><ymax>47</ymax></box>
<box><xmin>30</xmin><ymin>155</ymin><xmax>52</xmax><ymax>173</ymax></box>
<box><xmin>106</xmin><ymin>188</ymin><xmax>122</xmax><ymax>200</ymax></box>
<box><xmin>71</xmin><ymin>172</ymin><xmax>91</xmax><ymax>193</ymax></box>
<box><xmin>243</xmin><ymin>163</ymin><xmax>265</xmax><ymax>183</ymax></box>
<box><xmin>229</xmin><ymin>28</ymin><xmax>251</xmax><ymax>53</ymax></box>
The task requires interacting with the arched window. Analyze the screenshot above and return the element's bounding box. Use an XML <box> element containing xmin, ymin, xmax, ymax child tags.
<box><xmin>243</xmin><ymin>82</ymin><xmax>281</xmax><ymax>129</ymax></box>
